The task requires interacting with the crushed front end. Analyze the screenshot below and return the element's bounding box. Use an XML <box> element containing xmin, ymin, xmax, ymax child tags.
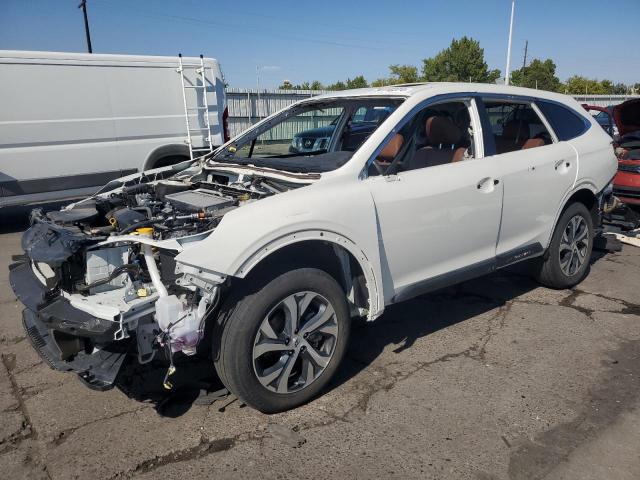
<box><xmin>9</xmin><ymin>163</ymin><xmax>299</xmax><ymax>390</ymax></box>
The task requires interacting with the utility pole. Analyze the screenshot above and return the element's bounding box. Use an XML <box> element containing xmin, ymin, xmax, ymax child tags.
<box><xmin>522</xmin><ymin>40</ymin><xmax>528</xmax><ymax>70</ymax></box>
<box><xmin>505</xmin><ymin>0</ymin><xmax>516</xmax><ymax>85</ymax></box>
<box><xmin>78</xmin><ymin>0</ymin><xmax>93</xmax><ymax>53</ymax></box>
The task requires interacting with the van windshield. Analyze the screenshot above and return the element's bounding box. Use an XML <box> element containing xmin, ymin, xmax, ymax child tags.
<box><xmin>210</xmin><ymin>98</ymin><xmax>403</xmax><ymax>173</ymax></box>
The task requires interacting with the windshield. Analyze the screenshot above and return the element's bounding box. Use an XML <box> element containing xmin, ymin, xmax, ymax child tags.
<box><xmin>211</xmin><ymin>98</ymin><xmax>403</xmax><ymax>174</ymax></box>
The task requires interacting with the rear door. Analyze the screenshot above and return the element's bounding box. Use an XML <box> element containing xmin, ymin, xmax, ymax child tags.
<box><xmin>480</xmin><ymin>99</ymin><xmax>577</xmax><ymax>260</ymax></box>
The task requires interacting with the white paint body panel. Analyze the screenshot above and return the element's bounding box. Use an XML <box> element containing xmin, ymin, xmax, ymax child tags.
<box><xmin>0</xmin><ymin>50</ymin><xmax>225</xmax><ymax>207</ymax></box>
<box><xmin>367</xmin><ymin>158</ymin><xmax>503</xmax><ymax>294</ymax></box>
<box><xmin>495</xmin><ymin>141</ymin><xmax>578</xmax><ymax>255</ymax></box>
<box><xmin>99</xmin><ymin>83</ymin><xmax>615</xmax><ymax>320</ymax></box>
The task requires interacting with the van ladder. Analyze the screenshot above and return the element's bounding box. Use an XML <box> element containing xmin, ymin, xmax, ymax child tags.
<box><xmin>177</xmin><ymin>54</ymin><xmax>215</xmax><ymax>162</ymax></box>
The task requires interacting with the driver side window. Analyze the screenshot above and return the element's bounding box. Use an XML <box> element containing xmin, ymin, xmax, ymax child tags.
<box><xmin>369</xmin><ymin>100</ymin><xmax>477</xmax><ymax>177</ymax></box>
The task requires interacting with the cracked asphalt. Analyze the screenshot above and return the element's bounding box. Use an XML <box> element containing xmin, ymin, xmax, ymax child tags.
<box><xmin>1</xmin><ymin>206</ymin><xmax>640</xmax><ymax>479</ymax></box>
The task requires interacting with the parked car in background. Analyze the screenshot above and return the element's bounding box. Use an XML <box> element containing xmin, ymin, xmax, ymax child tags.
<box><xmin>0</xmin><ymin>50</ymin><xmax>228</xmax><ymax>208</ymax></box>
<box><xmin>11</xmin><ymin>83</ymin><xmax>616</xmax><ymax>413</ymax></box>
<box><xmin>584</xmin><ymin>99</ymin><xmax>640</xmax><ymax>207</ymax></box>
<box><xmin>289</xmin><ymin>105</ymin><xmax>394</xmax><ymax>154</ymax></box>
<box><xmin>582</xmin><ymin>104</ymin><xmax>618</xmax><ymax>137</ymax></box>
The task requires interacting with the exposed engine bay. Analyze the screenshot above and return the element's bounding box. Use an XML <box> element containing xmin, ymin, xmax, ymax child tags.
<box><xmin>10</xmin><ymin>163</ymin><xmax>308</xmax><ymax>390</ymax></box>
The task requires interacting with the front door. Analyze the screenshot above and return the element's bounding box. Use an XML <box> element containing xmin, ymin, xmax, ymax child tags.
<box><xmin>365</xmin><ymin>98</ymin><xmax>504</xmax><ymax>302</ymax></box>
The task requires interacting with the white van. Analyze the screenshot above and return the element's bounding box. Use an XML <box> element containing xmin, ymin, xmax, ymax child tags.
<box><xmin>0</xmin><ymin>50</ymin><xmax>228</xmax><ymax>207</ymax></box>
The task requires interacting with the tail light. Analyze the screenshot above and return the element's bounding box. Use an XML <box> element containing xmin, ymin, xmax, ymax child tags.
<box><xmin>222</xmin><ymin>107</ymin><xmax>230</xmax><ymax>143</ymax></box>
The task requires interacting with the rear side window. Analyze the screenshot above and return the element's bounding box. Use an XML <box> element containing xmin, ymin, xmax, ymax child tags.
<box><xmin>536</xmin><ymin>101</ymin><xmax>590</xmax><ymax>141</ymax></box>
<box><xmin>483</xmin><ymin>101</ymin><xmax>553</xmax><ymax>154</ymax></box>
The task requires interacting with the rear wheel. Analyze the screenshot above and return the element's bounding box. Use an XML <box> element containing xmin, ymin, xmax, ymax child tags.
<box><xmin>213</xmin><ymin>268</ymin><xmax>350</xmax><ymax>413</ymax></box>
<box><xmin>535</xmin><ymin>202</ymin><xmax>594</xmax><ymax>289</ymax></box>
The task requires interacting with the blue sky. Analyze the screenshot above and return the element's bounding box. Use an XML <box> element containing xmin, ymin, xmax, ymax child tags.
<box><xmin>1</xmin><ymin>0</ymin><xmax>639</xmax><ymax>87</ymax></box>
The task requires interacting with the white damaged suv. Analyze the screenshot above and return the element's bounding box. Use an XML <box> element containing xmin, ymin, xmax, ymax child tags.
<box><xmin>10</xmin><ymin>84</ymin><xmax>617</xmax><ymax>413</ymax></box>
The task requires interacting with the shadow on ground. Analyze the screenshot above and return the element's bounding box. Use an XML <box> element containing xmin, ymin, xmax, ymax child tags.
<box><xmin>132</xmin><ymin>246</ymin><xmax>609</xmax><ymax>417</ymax></box>
<box><xmin>118</xmin><ymin>264</ymin><xmax>547</xmax><ymax>418</ymax></box>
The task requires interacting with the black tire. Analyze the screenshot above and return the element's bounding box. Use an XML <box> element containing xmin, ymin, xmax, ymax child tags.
<box><xmin>535</xmin><ymin>202</ymin><xmax>594</xmax><ymax>289</ymax></box>
<box><xmin>213</xmin><ymin>268</ymin><xmax>351</xmax><ymax>413</ymax></box>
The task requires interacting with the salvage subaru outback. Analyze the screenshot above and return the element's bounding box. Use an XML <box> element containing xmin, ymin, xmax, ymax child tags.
<box><xmin>10</xmin><ymin>84</ymin><xmax>617</xmax><ymax>413</ymax></box>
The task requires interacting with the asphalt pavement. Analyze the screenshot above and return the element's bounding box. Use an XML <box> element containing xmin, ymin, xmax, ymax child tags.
<box><xmin>1</xmin><ymin>205</ymin><xmax>639</xmax><ymax>479</ymax></box>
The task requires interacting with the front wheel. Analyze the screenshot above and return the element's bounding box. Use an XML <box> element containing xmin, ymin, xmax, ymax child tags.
<box><xmin>534</xmin><ymin>202</ymin><xmax>594</xmax><ymax>289</ymax></box>
<box><xmin>213</xmin><ymin>268</ymin><xmax>350</xmax><ymax>413</ymax></box>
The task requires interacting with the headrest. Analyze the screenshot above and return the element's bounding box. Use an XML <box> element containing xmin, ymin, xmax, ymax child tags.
<box><xmin>378</xmin><ymin>133</ymin><xmax>404</xmax><ymax>162</ymax></box>
<box><xmin>502</xmin><ymin>120</ymin><xmax>530</xmax><ymax>141</ymax></box>
<box><xmin>425</xmin><ymin>116</ymin><xmax>462</xmax><ymax>146</ymax></box>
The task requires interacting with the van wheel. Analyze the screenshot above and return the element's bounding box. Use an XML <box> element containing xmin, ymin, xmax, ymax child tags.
<box><xmin>535</xmin><ymin>202</ymin><xmax>594</xmax><ymax>289</ymax></box>
<box><xmin>213</xmin><ymin>268</ymin><xmax>350</xmax><ymax>413</ymax></box>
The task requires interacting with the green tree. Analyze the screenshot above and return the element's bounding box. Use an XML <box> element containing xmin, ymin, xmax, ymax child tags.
<box><xmin>510</xmin><ymin>59</ymin><xmax>562</xmax><ymax>92</ymax></box>
<box><xmin>564</xmin><ymin>76</ymin><xmax>591</xmax><ymax>94</ymax></box>
<box><xmin>421</xmin><ymin>36</ymin><xmax>501</xmax><ymax>83</ymax></box>
<box><xmin>279</xmin><ymin>80</ymin><xmax>293</xmax><ymax>90</ymax></box>
<box><xmin>564</xmin><ymin>76</ymin><xmax>614</xmax><ymax>95</ymax></box>
<box><xmin>326</xmin><ymin>80</ymin><xmax>347</xmax><ymax>91</ymax></box>
<box><xmin>600</xmin><ymin>79</ymin><xmax>614</xmax><ymax>94</ymax></box>
<box><xmin>369</xmin><ymin>64</ymin><xmax>419</xmax><ymax>87</ymax></box>
<box><xmin>310</xmin><ymin>80</ymin><xmax>324</xmax><ymax>90</ymax></box>
<box><xmin>345</xmin><ymin>75</ymin><xmax>369</xmax><ymax>89</ymax></box>
<box><xmin>389</xmin><ymin>64</ymin><xmax>419</xmax><ymax>84</ymax></box>
<box><xmin>370</xmin><ymin>77</ymin><xmax>394</xmax><ymax>87</ymax></box>
<box><xmin>612</xmin><ymin>83</ymin><xmax>630</xmax><ymax>95</ymax></box>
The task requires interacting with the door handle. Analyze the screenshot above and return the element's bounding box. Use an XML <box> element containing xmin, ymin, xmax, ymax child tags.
<box><xmin>477</xmin><ymin>177</ymin><xmax>498</xmax><ymax>192</ymax></box>
<box><xmin>555</xmin><ymin>159</ymin><xmax>571</xmax><ymax>170</ymax></box>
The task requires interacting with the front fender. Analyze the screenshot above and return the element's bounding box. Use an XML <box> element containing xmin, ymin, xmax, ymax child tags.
<box><xmin>175</xmin><ymin>178</ymin><xmax>386</xmax><ymax>319</ymax></box>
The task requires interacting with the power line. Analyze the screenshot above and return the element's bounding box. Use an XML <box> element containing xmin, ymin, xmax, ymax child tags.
<box><xmin>91</xmin><ymin>0</ymin><xmax>404</xmax><ymax>53</ymax></box>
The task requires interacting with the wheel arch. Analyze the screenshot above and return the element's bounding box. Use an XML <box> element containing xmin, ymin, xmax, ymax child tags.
<box><xmin>234</xmin><ymin>231</ymin><xmax>383</xmax><ymax>321</ymax></box>
<box><xmin>566</xmin><ymin>188</ymin><xmax>599</xmax><ymax>224</ymax></box>
<box><xmin>546</xmin><ymin>185</ymin><xmax>599</xmax><ymax>249</ymax></box>
<box><xmin>142</xmin><ymin>144</ymin><xmax>190</xmax><ymax>171</ymax></box>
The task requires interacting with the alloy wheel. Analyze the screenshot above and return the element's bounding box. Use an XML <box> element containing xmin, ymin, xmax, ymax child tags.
<box><xmin>252</xmin><ymin>291</ymin><xmax>339</xmax><ymax>394</ymax></box>
<box><xmin>559</xmin><ymin>214</ymin><xmax>590</xmax><ymax>276</ymax></box>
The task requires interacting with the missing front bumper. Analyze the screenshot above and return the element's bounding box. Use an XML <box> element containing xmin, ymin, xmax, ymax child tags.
<box><xmin>10</xmin><ymin>260</ymin><xmax>129</xmax><ymax>390</ymax></box>
<box><xmin>23</xmin><ymin>309</ymin><xmax>128</xmax><ymax>390</ymax></box>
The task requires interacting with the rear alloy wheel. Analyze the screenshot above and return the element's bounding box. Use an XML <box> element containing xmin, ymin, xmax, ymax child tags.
<box><xmin>213</xmin><ymin>268</ymin><xmax>350</xmax><ymax>413</ymax></box>
<box><xmin>559</xmin><ymin>215</ymin><xmax>590</xmax><ymax>277</ymax></box>
<box><xmin>535</xmin><ymin>202</ymin><xmax>594</xmax><ymax>289</ymax></box>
